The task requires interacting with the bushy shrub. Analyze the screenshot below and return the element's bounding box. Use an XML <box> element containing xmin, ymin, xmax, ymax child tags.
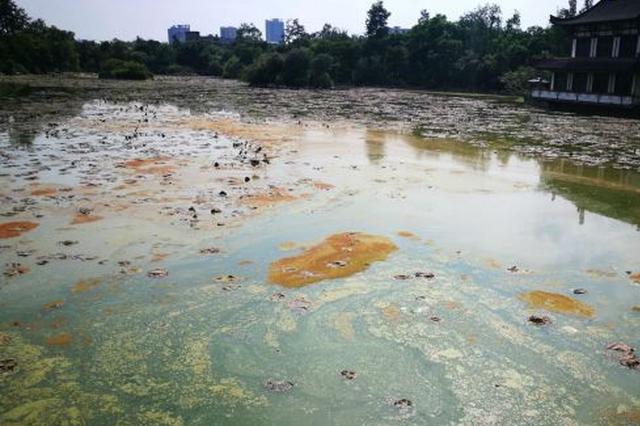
<box><xmin>98</xmin><ymin>59</ymin><xmax>152</xmax><ymax>80</ymax></box>
<box><xmin>165</xmin><ymin>64</ymin><xmax>194</xmax><ymax>75</ymax></box>
<box><xmin>309</xmin><ymin>53</ymin><xmax>334</xmax><ymax>89</ymax></box>
<box><xmin>244</xmin><ymin>52</ymin><xmax>284</xmax><ymax>86</ymax></box>
<box><xmin>281</xmin><ymin>49</ymin><xmax>311</xmax><ymax>88</ymax></box>
<box><xmin>222</xmin><ymin>55</ymin><xmax>244</xmax><ymax>79</ymax></box>
<box><xmin>499</xmin><ymin>66</ymin><xmax>538</xmax><ymax>95</ymax></box>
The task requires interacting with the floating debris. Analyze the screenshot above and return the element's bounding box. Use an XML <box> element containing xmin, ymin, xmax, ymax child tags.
<box><xmin>264</xmin><ymin>379</ymin><xmax>294</xmax><ymax>393</ymax></box>
<box><xmin>214</xmin><ymin>275</ymin><xmax>238</xmax><ymax>283</ymax></box>
<box><xmin>0</xmin><ymin>221</ymin><xmax>38</xmax><ymax>239</ymax></box>
<box><xmin>287</xmin><ymin>298</ymin><xmax>312</xmax><ymax>313</ymax></box>
<box><xmin>3</xmin><ymin>263</ymin><xmax>29</xmax><ymax>278</ymax></box>
<box><xmin>268</xmin><ymin>232</ymin><xmax>397</xmax><ymax>287</ymax></box>
<box><xmin>415</xmin><ymin>272</ymin><xmax>435</xmax><ymax>279</ymax></box>
<box><xmin>519</xmin><ymin>291</ymin><xmax>594</xmax><ymax>318</ymax></box>
<box><xmin>394</xmin><ymin>274</ymin><xmax>412</xmax><ymax>281</ymax></box>
<box><xmin>269</xmin><ymin>292</ymin><xmax>286</xmax><ymax>302</ymax></box>
<box><xmin>395</xmin><ymin>272</ymin><xmax>435</xmax><ymax>281</ymax></box>
<box><xmin>0</xmin><ymin>358</ymin><xmax>17</xmax><ymax>375</ymax></box>
<box><xmin>606</xmin><ymin>343</ymin><xmax>639</xmax><ymax>370</ymax></box>
<box><xmin>393</xmin><ymin>399</ymin><xmax>413</xmax><ymax>410</ymax></box>
<box><xmin>200</xmin><ymin>247</ymin><xmax>221</xmax><ymax>255</ymax></box>
<box><xmin>528</xmin><ymin>315</ymin><xmax>552</xmax><ymax>326</ymax></box>
<box><xmin>43</xmin><ymin>300</ymin><xmax>65</xmax><ymax>311</ymax></box>
<box><xmin>340</xmin><ymin>370</ymin><xmax>357</xmax><ymax>381</ymax></box>
<box><xmin>148</xmin><ymin>268</ymin><xmax>169</xmax><ymax>279</ymax></box>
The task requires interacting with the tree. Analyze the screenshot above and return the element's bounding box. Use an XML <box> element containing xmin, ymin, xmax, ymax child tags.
<box><xmin>384</xmin><ymin>45</ymin><xmax>408</xmax><ymax>83</ymax></box>
<box><xmin>309</xmin><ymin>53</ymin><xmax>334</xmax><ymax>88</ymax></box>
<box><xmin>366</xmin><ymin>1</ymin><xmax>391</xmax><ymax>38</ymax></box>
<box><xmin>506</xmin><ymin>11</ymin><xmax>521</xmax><ymax>31</ymax></box>
<box><xmin>222</xmin><ymin>55</ymin><xmax>244</xmax><ymax>78</ymax></box>
<box><xmin>499</xmin><ymin>66</ymin><xmax>537</xmax><ymax>95</ymax></box>
<box><xmin>570</xmin><ymin>0</ymin><xmax>578</xmax><ymax>16</ymax></box>
<box><xmin>285</xmin><ymin>19</ymin><xmax>307</xmax><ymax>45</ymax></box>
<box><xmin>460</xmin><ymin>4</ymin><xmax>503</xmax><ymax>30</ymax></box>
<box><xmin>281</xmin><ymin>49</ymin><xmax>311</xmax><ymax>87</ymax></box>
<box><xmin>0</xmin><ymin>0</ymin><xmax>29</xmax><ymax>36</ymax></box>
<box><xmin>237</xmin><ymin>23</ymin><xmax>262</xmax><ymax>42</ymax></box>
<box><xmin>580</xmin><ymin>0</ymin><xmax>593</xmax><ymax>13</ymax></box>
<box><xmin>418</xmin><ymin>10</ymin><xmax>430</xmax><ymax>26</ymax></box>
<box><xmin>244</xmin><ymin>52</ymin><xmax>284</xmax><ymax>86</ymax></box>
<box><xmin>315</xmin><ymin>24</ymin><xmax>348</xmax><ymax>40</ymax></box>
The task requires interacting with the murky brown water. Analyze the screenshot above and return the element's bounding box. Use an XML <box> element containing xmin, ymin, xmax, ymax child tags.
<box><xmin>0</xmin><ymin>76</ymin><xmax>639</xmax><ymax>425</ymax></box>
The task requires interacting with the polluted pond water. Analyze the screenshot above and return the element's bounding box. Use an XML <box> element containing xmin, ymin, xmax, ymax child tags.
<box><xmin>0</xmin><ymin>76</ymin><xmax>639</xmax><ymax>425</ymax></box>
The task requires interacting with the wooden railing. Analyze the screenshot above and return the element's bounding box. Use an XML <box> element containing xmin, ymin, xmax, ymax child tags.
<box><xmin>531</xmin><ymin>89</ymin><xmax>637</xmax><ymax>106</ymax></box>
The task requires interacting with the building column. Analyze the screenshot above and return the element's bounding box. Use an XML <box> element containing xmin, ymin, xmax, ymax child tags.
<box><xmin>550</xmin><ymin>72</ymin><xmax>556</xmax><ymax>91</ymax></box>
<box><xmin>567</xmin><ymin>73</ymin><xmax>574</xmax><ymax>91</ymax></box>
<box><xmin>587</xmin><ymin>73</ymin><xmax>594</xmax><ymax>93</ymax></box>
<box><xmin>613</xmin><ymin>36</ymin><xmax>621</xmax><ymax>58</ymax></box>
<box><xmin>608</xmin><ymin>73</ymin><xmax>616</xmax><ymax>94</ymax></box>
<box><xmin>571</xmin><ymin>38</ymin><xmax>577</xmax><ymax>58</ymax></box>
<box><xmin>590</xmin><ymin>37</ymin><xmax>598</xmax><ymax>58</ymax></box>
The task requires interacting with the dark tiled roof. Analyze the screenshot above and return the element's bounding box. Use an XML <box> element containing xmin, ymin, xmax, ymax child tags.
<box><xmin>551</xmin><ymin>0</ymin><xmax>640</xmax><ymax>25</ymax></box>
<box><xmin>535</xmin><ymin>57</ymin><xmax>640</xmax><ymax>71</ymax></box>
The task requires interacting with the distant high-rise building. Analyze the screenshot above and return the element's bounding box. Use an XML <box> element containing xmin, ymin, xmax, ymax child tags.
<box><xmin>220</xmin><ymin>26</ymin><xmax>237</xmax><ymax>44</ymax></box>
<box><xmin>265</xmin><ymin>19</ymin><xmax>284</xmax><ymax>44</ymax></box>
<box><xmin>168</xmin><ymin>25</ymin><xmax>190</xmax><ymax>44</ymax></box>
<box><xmin>185</xmin><ymin>31</ymin><xmax>201</xmax><ymax>42</ymax></box>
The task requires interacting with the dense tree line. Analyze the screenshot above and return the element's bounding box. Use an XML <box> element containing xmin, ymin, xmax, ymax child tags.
<box><xmin>1</xmin><ymin>0</ymin><xmax>586</xmax><ymax>93</ymax></box>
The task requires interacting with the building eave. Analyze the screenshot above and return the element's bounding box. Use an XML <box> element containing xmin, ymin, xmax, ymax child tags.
<box><xmin>534</xmin><ymin>57</ymin><xmax>640</xmax><ymax>72</ymax></box>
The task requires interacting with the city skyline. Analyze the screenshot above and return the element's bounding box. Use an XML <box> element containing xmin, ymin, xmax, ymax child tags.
<box><xmin>15</xmin><ymin>0</ymin><xmax>571</xmax><ymax>42</ymax></box>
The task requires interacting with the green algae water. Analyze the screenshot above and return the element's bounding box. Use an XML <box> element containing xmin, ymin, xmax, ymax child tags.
<box><xmin>1</xmin><ymin>79</ymin><xmax>640</xmax><ymax>425</ymax></box>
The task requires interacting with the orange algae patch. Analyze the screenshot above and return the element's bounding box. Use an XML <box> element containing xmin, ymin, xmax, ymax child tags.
<box><xmin>519</xmin><ymin>291</ymin><xmax>594</xmax><ymax>318</ymax></box>
<box><xmin>30</xmin><ymin>186</ymin><xmax>58</xmax><ymax>197</ymax></box>
<box><xmin>313</xmin><ymin>182</ymin><xmax>335</xmax><ymax>191</ymax></box>
<box><xmin>397</xmin><ymin>231</ymin><xmax>418</xmax><ymax>239</ymax></box>
<box><xmin>241</xmin><ymin>188</ymin><xmax>297</xmax><ymax>207</ymax></box>
<box><xmin>71</xmin><ymin>278</ymin><xmax>100</xmax><ymax>294</ymax></box>
<box><xmin>185</xmin><ymin>118</ymin><xmax>297</xmax><ymax>146</ymax></box>
<box><xmin>71</xmin><ymin>214</ymin><xmax>104</xmax><ymax>225</ymax></box>
<box><xmin>0</xmin><ymin>221</ymin><xmax>39</xmax><ymax>239</ymax></box>
<box><xmin>124</xmin><ymin>156</ymin><xmax>174</xmax><ymax>175</ymax></box>
<box><xmin>382</xmin><ymin>304</ymin><xmax>401</xmax><ymax>321</ymax></box>
<box><xmin>46</xmin><ymin>333</ymin><xmax>72</xmax><ymax>346</ymax></box>
<box><xmin>268</xmin><ymin>232</ymin><xmax>397</xmax><ymax>288</ymax></box>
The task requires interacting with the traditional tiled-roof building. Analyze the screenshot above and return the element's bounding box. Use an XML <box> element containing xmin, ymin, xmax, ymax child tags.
<box><xmin>531</xmin><ymin>0</ymin><xmax>640</xmax><ymax>108</ymax></box>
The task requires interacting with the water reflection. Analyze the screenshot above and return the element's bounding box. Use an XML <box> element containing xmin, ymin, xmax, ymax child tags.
<box><xmin>369</xmin><ymin>131</ymin><xmax>640</xmax><ymax>228</ymax></box>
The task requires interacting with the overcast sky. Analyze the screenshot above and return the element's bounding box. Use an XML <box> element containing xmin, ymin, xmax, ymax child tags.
<box><xmin>16</xmin><ymin>0</ymin><xmax>572</xmax><ymax>42</ymax></box>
